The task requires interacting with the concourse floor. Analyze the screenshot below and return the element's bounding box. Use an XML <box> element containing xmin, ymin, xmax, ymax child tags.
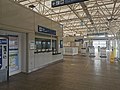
<box><xmin>0</xmin><ymin>55</ymin><xmax>120</xmax><ymax>90</ymax></box>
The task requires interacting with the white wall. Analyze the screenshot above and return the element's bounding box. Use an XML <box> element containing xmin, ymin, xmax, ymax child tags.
<box><xmin>21</xmin><ymin>33</ymin><xmax>27</xmax><ymax>73</ymax></box>
<box><xmin>0</xmin><ymin>0</ymin><xmax>34</xmax><ymax>33</ymax></box>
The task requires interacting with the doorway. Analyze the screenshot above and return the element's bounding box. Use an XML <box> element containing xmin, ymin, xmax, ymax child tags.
<box><xmin>0</xmin><ymin>30</ymin><xmax>26</xmax><ymax>77</ymax></box>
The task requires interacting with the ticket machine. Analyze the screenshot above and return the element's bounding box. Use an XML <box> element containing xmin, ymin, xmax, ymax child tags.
<box><xmin>0</xmin><ymin>37</ymin><xmax>8</xmax><ymax>82</ymax></box>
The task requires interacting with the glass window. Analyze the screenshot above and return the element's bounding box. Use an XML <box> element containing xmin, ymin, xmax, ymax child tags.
<box><xmin>52</xmin><ymin>40</ymin><xmax>57</xmax><ymax>54</ymax></box>
<box><xmin>52</xmin><ymin>40</ymin><xmax>56</xmax><ymax>49</ymax></box>
<box><xmin>46</xmin><ymin>40</ymin><xmax>51</xmax><ymax>49</ymax></box>
<box><xmin>60</xmin><ymin>40</ymin><xmax>63</xmax><ymax>48</ymax></box>
<box><xmin>35</xmin><ymin>38</ymin><xmax>51</xmax><ymax>52</ymax></box>
<box><xmin>42</xmin><ymin>41</ymin><xmax>46</xmax><ymax>49</ymax></box>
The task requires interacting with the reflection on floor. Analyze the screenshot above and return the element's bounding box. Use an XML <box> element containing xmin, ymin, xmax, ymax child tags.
<box><xmin>0</xmin><ymin>54</ymin><xmax>120</xmax><ymax>90</ymax></box>
<box><xmin>94</xmin><ymin>50</ymin><xmax>110</xmax><ymax>60</ymax></box>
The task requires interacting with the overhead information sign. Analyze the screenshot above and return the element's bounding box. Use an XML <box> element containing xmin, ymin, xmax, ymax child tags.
<box><xmin>87</xmin><ymin>32</ymin><xmax>108</xmax><ymax>36</ymax></box>
<box><xmin>52</xmin><ymin>0</ymin><xmax>88</xmax><ymax>7</ymax></box>
<box><xmin>38</xmin><ymin>25</ymin><xmax>56</xmax><ymax>35</ymax></box>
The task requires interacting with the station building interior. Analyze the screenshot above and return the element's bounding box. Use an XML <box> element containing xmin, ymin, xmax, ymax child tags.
<box><xmin>0</xmin><ymin>0</ymin><xmax>120</xmax><ymax>90</ymax></box>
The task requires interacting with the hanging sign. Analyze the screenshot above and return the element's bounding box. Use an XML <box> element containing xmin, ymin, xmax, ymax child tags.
<box><xmin>52</xmin><ymin>0</ymin><xmax>88</xmax><ymax>7</ymax></box>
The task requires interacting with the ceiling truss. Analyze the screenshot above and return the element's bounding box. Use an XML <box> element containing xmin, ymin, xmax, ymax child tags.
<box><xmin>13</xmin><ymin>0</ymin><xmax>120</xmax><ymax>36</ymax></box>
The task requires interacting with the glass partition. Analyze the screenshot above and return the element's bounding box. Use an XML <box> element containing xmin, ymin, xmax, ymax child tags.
<box><xmin>52</xmin><ymin>40</ymin><xmax>57</xmax><ymax>54</ymax></box>
<box><xmin>35</xmin><ymin>38</ymin><xmax>51</xmax><ymax>53</ymax></box>
<box><xmin>35</xmin><ymin>38</ymin><xmax>59</xmax><ymax>55</ymax></box>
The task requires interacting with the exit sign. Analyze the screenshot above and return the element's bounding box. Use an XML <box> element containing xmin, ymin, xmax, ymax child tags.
<box><xmin>52</xmin><ymin>0</ymin><xmax>88</xmax><ymax>7</ymax></box>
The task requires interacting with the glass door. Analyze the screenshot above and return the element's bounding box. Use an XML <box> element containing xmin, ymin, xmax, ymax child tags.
<box><xmin>9</xmin><ymin>36</ymin><xmax>19</xmax><ymax>76</ymax></box>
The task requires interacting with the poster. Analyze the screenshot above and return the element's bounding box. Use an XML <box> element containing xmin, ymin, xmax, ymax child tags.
<box><xmin>9</xmin><ymin>51</ymin><xmax>19</xmax><ymax>72</ymax></box>
<box><xmin>30</xmin><ymin>41</ymin><xmax>35</xmax><ymax>50</ymax></box>
<box><xmin>9</xmin><ymin>36</ymin><xmax>19</xmax><ymax>73</ymax></box>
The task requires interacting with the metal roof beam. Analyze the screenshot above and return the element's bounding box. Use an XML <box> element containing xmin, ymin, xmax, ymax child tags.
<box><xmin>45</xmin><ymin>2</ymin><xmax>116</xmax><ymax>16</ymax></box>
<box><xmin>67</xmin><ymin>5</ymin><xmax>91</xmax><ymax>31</ymax></box>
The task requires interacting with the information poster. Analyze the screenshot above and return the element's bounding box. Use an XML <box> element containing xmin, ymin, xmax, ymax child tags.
<box><xmin>30</xmin><ymin>41</ymin><xmax>35</xmax><ymax>50</ymax></box>
<box><xmin>9</xmin><ymin>36</ymin><xmax>19</xmax><ymax>73</ymax></box>
<box><xmin>9</xmin><ymin>51</ymin><xmax>19</xmax><ymax>72</ymax></box>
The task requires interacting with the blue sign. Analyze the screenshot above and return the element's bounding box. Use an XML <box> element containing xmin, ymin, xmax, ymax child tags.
<box><xmin>38</xmin><ymin>26</ymin><xmax>56</xmax><ymax>35</ymax></box>
<box><xmin>52</xmin><ymin>0</ymin><xmax>88</xmax><ymax>7</ymax></box>
<box><xmin>0</xmin><ymin>46</ymin><xmax>2</xmax><ymax>69</ymax></box>
<box><xmin>0</xmin><ymin>39</ymin><xmax>7</xmax><ymax>44</ymax></box>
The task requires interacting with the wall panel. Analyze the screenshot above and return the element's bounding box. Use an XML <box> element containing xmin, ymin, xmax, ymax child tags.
<box><xmin>0</xmin><ymin>0</ymin><xmax>34</xmax><ymax>32</ymax></box>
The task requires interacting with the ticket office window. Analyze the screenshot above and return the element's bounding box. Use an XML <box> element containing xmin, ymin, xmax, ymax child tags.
<box><xmin>35</xmin><ymin>38</ymin><xmax>51</xmax><ymax>53</ymax></box>
<box><xmin>42</xmin><ymin>40</ymin><xmax>51</xmax><ymax>51</ymax></box>
<box><xmin>52</xmin><ymin>40</ymin><xmax>57</xmax><ymax>54</ymax></box>
<box><xmin>36</xmin><ymin>41</ymin><xmax>42</xmax><ymax>50</ymax></box>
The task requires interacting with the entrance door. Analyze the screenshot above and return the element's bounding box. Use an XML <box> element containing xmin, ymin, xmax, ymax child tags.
<box><xmin>0</xmin><ymin>37</ymin><xmax>9</xmax><ymax>82</ymax></box>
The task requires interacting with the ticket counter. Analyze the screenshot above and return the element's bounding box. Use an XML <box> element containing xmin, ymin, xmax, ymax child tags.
<box><xmin>34</xmin><ymin>34</ymin><xmax>63</xmax><ymax>70</ymax></box>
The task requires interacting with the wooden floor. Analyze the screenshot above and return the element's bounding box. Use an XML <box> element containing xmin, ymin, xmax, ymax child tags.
<box><xmin>0</xmin><ymin>55</ymin><xmax>120</xmax><ymax>90</ymax></box>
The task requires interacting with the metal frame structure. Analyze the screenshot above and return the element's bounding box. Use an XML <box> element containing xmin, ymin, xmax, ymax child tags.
<box><xmin>13</xmin><ymin>0</ymin><xmax>120</xmax><ymax>36</ymax></box>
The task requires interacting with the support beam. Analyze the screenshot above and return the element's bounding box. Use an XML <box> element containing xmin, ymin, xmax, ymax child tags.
<box><xmin>67</xmin><ymin>5</ymin><xmax>91</xmax><ymax>31</ymax></box>
<box><xmin>80</xmin><ymin>2</ymin><xmax>98</xmax><ymax>32</ymax></box>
